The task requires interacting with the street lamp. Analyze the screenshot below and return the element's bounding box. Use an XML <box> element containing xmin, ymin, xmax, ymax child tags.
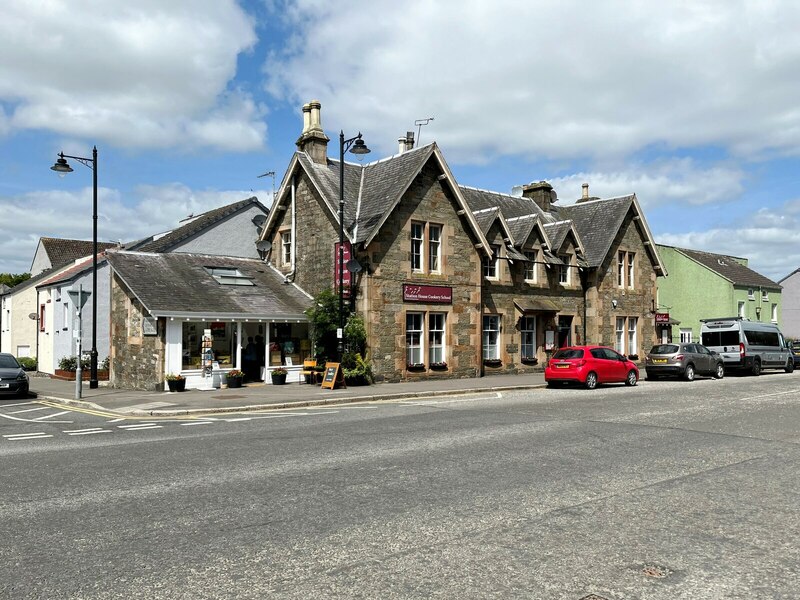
<box><xmin>338</xmin><ymin>131</ymin><xmax>370</xmax><ymax>359</ymax></box>
<box><xmin>51</xmin><ymin>146</ymin><xmax>100</xmax><ymax>389</ymax></box>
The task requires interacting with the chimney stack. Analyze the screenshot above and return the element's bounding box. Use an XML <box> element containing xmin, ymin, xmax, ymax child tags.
<box><xmin>398</xmin><ymin>131</ymin><xmax>415</xmax><ymax>154</ymax></box>
<box><xmin>295</xmin><ymin>99</ymin><xmax>330</xmax><ymax>165</ymax></box>
<box><xmin>521</xmin><ymin>181</ymin><xmax>557</xmax><ymax>213</ymax></box>
<box><xmin>582</xmin><ymin>183</ymin><xmax>589</xmax><ymax>199</ymax></box>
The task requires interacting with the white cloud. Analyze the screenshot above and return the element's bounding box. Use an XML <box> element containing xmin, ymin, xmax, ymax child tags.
<box><xmin>266</xmin><ymin>0</ymin><xmax>800</xmax><ymax>162</ymax></box>
<box><xmin>657</xmin><ymin>207</ymin><xmax>800</xmax><ymax>282</ymax></box>
<box><xmin>0</xmin><ymin>0</ymin><xmax>264</xmax><ymax>151</ymax></box>
<box><xmin>550</xmin><ymin>160</ymin><xmax>745</xmax><ymax>208</ymax></box>
<box><xmin>0</xmin><ymin>184</ymin><xmax>272</xmax><ymax>274</ymax></box>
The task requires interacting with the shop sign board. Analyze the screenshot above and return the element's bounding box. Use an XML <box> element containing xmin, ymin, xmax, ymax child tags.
<box><xmin>655</xmin><ymin>312</ymin><xmax>670</xmax><ymax>324</ymax></box>
<box><xmin>333</xmin><ymin>242</ymin><xmax>352</xmax><ymax>298</ymax></box>
<box><xmin>402</xmin><ymin>284</ymin><xmax>452</xmax><ymax>304</ymax></box>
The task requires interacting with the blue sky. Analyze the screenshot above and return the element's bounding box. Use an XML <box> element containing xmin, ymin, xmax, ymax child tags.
<box><xmin>1</xmin><ymin>0</ymin><xmax>799</xmax><ymax>281</ymax></box>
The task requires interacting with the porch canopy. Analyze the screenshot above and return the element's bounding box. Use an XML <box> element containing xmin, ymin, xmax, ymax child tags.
<box><xmin>514</xmin><ymin>298</ymin><xmax>560</xmax><ymax>314</ymax></box>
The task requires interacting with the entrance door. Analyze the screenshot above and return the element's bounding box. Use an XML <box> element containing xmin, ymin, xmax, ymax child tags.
<box><xmin>558</xmin><ymin>316</ymin><xmax>573</xmax><ymax>348</ymax></box>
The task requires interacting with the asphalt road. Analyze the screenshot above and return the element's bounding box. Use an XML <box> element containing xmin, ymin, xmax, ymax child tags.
<box><xmin>1</xmin><ymin>372</ymin><xmax>798</xmax><ymax>599</ymax></box>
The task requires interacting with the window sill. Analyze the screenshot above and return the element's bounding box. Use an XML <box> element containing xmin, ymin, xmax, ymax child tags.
<box><xmin>483</xmin><ymin>359</ymin><xmax>501</xmax><ymax>367</ymax></box>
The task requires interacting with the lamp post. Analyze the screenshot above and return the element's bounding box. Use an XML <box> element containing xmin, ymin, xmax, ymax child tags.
<box><xmin>51</xmin><ymin>146</ymin><xmax>100</xmax><ymax>389</ymax></box>
<box><xmin>338</xmin><ymin>131</ymin><xmax>370</xmax><ymax>359</ymax></box>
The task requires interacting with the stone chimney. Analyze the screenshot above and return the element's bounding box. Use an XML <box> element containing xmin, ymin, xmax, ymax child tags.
<box><xmin>397</xmin><ymin>131</ymin><xmax>415</xmax><ymax>154</ymax></box>
<box><xmin>295</xmin><ymin>99</ymin><xmax>330</xmax><ymax>165</ymax></box>
<box><xmin>576</xmin><ymin>181</ymin><xmax>600</xmax><ymax>204</ymax></box>
<box><xmin>522</xmin><ymin>181</ymin><xmax>557</xmax><ymax>213</ymax></box>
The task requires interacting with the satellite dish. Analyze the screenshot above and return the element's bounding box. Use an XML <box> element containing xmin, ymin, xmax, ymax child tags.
<box><xmin>28</xmin><ymin>312</ymin><xmax>38</xmax><ymax>320</ymax></box>
<box><xmin>255</xmin><ymin>240</ymin><xmax>272</xmax><ymax>252</ymax></box>
<box><xmin>252</xmin><ymin>214</ymin><xmax>267</xmax><ymax>227</ymax></box>
<box><xmin>346</xmin><ymin>259</ymin><xmax>362</xmax><ymax>273</ymax></box>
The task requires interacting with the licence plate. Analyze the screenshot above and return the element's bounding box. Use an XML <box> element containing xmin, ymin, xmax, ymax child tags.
<box><xmin>653</xmin><ymin>359</ymin><xmax>667</xmax><ymax>363</ymax></box>
<box><xmin>0</xmin><ymin>383</ymin><xmax>8</xmax><ymax>388</ymax></box>
<box><xmin>556</xmin><ymin>364</ymin><xmax>570</xmax><ymax>369</ymax></box>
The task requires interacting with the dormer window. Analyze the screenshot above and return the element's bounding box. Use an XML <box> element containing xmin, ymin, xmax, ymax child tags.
<box><xmin>559</xmin><ymin>254</ymin><xmax>570</xmax><ymax>285</ymax></box>
<box><xmin>205</xmin><ymin>266</ymin><xmax>254</xmax><ymax>286</ymax></box>
<box><xmin>483</xmin><ymin>245</ymin><xmax>499</xmax><ymax>279</ymax></box>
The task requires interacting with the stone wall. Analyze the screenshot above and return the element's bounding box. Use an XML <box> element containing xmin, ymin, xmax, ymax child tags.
<box><xmin>109</xmin><ymin>273</ymin><xmax>166</xmax><ymax>391</ymax></box>
<box><xmin>361</xmin><ymin>160</ymin><xmax>483</xmax><ymax>382</ymax></box>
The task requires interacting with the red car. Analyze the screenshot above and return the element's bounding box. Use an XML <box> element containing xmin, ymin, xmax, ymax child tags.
<box><xmin>545</xmin><ymin>345</ymin><xmax>639</xmax><ymax>389</ymax></box>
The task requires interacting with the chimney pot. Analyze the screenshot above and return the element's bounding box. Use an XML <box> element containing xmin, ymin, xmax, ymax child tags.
<box><xmin>582</xmin><ymin>183</ymin><xmax>589</xmax><ymax>199</ymax></box>
<box><xmin>521</xmin><ymin>180</ymin><xmax>557</xmax><ymax>213</ymax></box>
<box><xmin>296</xmin><ymin>100</ymin><xmax>330</xmax><ymax>164</ymax></box>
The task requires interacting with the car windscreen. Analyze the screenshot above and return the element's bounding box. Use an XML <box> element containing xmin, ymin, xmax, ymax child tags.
<box><xmin>650</xmin><ymin>344</ymin><xmax>679</xmax><ymax>354</ymax></box>
<box><xmin>701</xmin><ymin>331</ymin><xmax>740</xmax><ymax>346</ymax></box>
<box><xmin>552</xmin><ymin>349</ymin><xmax>584</xmax><ymax>359</ymax></box>
<box><xmin>0</xmin><ymin>355</ymin><xmax>20</xmax><ymax>368</ymax></box>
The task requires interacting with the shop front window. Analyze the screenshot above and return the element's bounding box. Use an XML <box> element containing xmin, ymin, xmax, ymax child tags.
<box><xmin>182</xmin><ymin>321</ymin><xmax>235</xmax><ymax>370</ymax></box>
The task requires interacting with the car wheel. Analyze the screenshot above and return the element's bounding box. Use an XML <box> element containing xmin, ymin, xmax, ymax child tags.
<box><xmin>625</xmin><ymin>370</ymin><xmax>638</xmax><ymax>386</ymax></box>
<box><xmin>684</xmin><ymin>364</ymin><xmax>695</xmax><ymax>381</ymax></box>
<box><xmin>751</xmin><ymin>359</ymin><xmax>761</xmax><ymax>376</ymax></box>
<box><xmin>786</xmin><ymin>360</ymin><xmax>795</xmax><ymax>374</ymax></box>
<box><xmin>714</xmin><ymin>363</ymin><xmax>724</xmax><ymax>379</ymax></box>
<box><xmin>584</xmin><ymin>372</ymin><xmax>598</xmax><ymax>390</ymax></box>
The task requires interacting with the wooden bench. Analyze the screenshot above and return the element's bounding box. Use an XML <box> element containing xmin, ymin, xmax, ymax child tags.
<box><xmin>300</xmin><ymin>360</ymin><xmax>317</xmax><ymax>384</ymax></box>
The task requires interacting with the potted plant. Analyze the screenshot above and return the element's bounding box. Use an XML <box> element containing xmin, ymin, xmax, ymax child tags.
<box><xmin>343</xmin><ymin>354</ymin><xmax>373</xmax><ymax>386</ymax></box>
<box><xmin>271</xmin><ymin>367</ymin><xmax>288</xmax><ymax>385</ymax></box>
<box><xmin>226</xmin><ymin>369</ymin><xmax>244</xmax><ymax>388</ymax></box>
<box><xmin>406</xmin><ymin>362</ymin><xmax>425</xmax><ymax>371</ymax></box>
<box><xmin>483</xmin><ymin>358</ymin><xmax>502</xmax><ymax>367</ymax></box>
<box><xmin>430</xmin><ymin>361</ymin><xmax>448</xmax><ymax>370</ymax></box>
<box><xmin>165</xmin><ymin>373</ymin><xmax>186</xmax><ymax>392</ymax></box>
<box><xmin>521</xmin><ymin>355</ymin><xmax>538</xmax><ymax>365</ymax></box>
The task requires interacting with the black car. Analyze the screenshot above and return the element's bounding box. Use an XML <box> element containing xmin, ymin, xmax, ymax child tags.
<box><xmin>645</xmin><ymin>343</ymin><xmax>724</xmax><ymax>381</ymax></box>
<box><xmin>0</xmin><ymin>353</ymin><xmax>30</xmax><ymax>398</ymax></box>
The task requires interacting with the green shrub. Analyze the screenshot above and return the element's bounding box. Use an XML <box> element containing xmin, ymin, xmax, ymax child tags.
<box><xmin>17</xmin><ymin>356</ymin><xmax>37</xmax><ymax>371</ymax></box>
<box><xmin>57</xmin><ymin>355</ymin><xmax>91</xmax><ymax>371</ymax></box>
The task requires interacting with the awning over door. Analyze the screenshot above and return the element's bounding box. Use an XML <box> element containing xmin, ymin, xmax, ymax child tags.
<box><xmin>514</xmin><ymin>298</ymin><xmax>560</xmax><ymax>313</ymax></box>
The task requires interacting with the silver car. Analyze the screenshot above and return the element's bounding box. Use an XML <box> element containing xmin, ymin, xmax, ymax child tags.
<box><xmin>645</xmin><ymin>343</ymin><xmax>724</xmax><ymax>381</ymax></box>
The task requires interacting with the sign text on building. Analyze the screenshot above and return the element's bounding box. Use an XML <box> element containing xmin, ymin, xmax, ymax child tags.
<box><xmin>655</xmin><ymin>312</ymin><xmax>670</xmax><ymax>324</ymax></box>
<box><xmin>402</xmin><ymin>284</ymin><xmax>453</xmax><ymax>304</ymax></box>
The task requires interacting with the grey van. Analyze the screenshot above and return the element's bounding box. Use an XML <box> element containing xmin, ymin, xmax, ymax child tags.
<box><xmin>700</xmin><ymin>317</ymin><xmax>794</xmax><ymax>375</ymax></box>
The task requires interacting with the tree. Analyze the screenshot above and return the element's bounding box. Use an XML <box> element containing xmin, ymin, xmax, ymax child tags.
<box><xmin>0</xmin><ymin>273</ymin><xmax>31</xmax><ymax>288</ymax></box>
<box><xmin>305</xmin><ymin>288</ymin><xmax>342</xmax><ymax>361</ymax></box>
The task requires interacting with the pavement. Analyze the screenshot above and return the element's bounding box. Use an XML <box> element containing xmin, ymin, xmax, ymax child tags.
<box><xmin>26</xmin><ymin>371</ymin><xmax>547</xmax><ymax>417</ymax></box>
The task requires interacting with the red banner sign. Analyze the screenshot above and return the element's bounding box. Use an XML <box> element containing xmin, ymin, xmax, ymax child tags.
<box><xmin>655</xmin><ymin>312</ymin><xmax>670</xmax><ymax>324</ymax></box>
<box><xmin>403</xmin><ymin>284</ymin><xmax>452</xmax><ymax>304</ymax></box>
<box><xmin>333</xmin><ymin>242</ymin><xmax>352</xmax><ymax>298</ymax></box>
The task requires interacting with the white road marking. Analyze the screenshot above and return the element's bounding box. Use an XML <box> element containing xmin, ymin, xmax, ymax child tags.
<box><xmin>3</xmin><ymin>432</ymin><xmax>52</xmax><ymax>440</ymax></box>
<box><xmin>0</xmin><ymin>411</ymin><xmax>73</xmax><ymax>424</ymax></box>
<box><xmin>118</xmin><ymin>425</ymin><xmax>163</xmax><ymax>431</ymax></box>
<box><xmin>8</xmin><ymin>406</ymin><xmax>48</xmax><ymax>414</ymax></box>
<box><xmin>33</xmin><ymin>411</ymin><xmax>69</xmax><ymax>421</ymax></box>
<box><xmin>180</xmin><ymin>421</ymin><xmax>214</xmax><ymax>426</ymax></box>
<box><xmin>399</xmin><ymin>393</ymin><xmax>503</xmax><ymax>406</ymax></box>
<box><xmin>107</xmin><ymin>418</ymin><xmax>127</xmax><ymax>423</ymax></box>
<box><xmin>0</xmin><ymin>401</ymin><xmax>36</xmax><ymax>407</ymax></box>
<box><xmin>65</xmin><ymin>429</ymin><xmax>112</xmax><ymax>436</ymax></box>
<box><xmin>224</xmin><ymin>417</ymin><xmax>252</xmax><ymax>422</ymax></box>
<box><xmin>116</xmin><ymin>423</ymin><xmax>159</xmax><ymax>429</ymax></box>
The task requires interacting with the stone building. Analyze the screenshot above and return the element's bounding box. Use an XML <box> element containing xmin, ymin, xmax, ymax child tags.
<box><xmin>258</xmin><ymin>101</ymin><xmax>667</xmax><ymax>382</ymax></box>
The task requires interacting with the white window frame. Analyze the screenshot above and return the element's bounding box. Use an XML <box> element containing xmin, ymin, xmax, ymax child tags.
<box><xmin>281</xmin><ymin>230</ymin><xmax>292</xmax><ymax>266</ymax></box>
<box><xmin>483</xmin><ymin>315</ymin><xmax>500</xmax><ymax>360</ymax></box>
<box><xmin>680</xmin><ymin>328</ymin><xmax>693</xmax><ymax>343</ymax></box>
<box><xmin>559</xmin><ymin>254</ymin><xmax>570</xmax><ymax>285</ymax></box>
<box><xmin>524</xmin><ymin>251</ymin><xmax>537</xmax><ymax>282</ymax></box>
<box><xmin>483</xmin><ymin>246</ymin><xmax>499</xmax><ymax>279</ymax></box>
<box><xmin>428</xmin><ymin>224</ymin><xmax>441</xmax><ymax>274</ymax></box>
<box><xmin>615</xmin><ymin>317</ymin><xmax>625</xmax><ymax>354</ymax></box>
<box><xmin>747</xmin><ymin>288</ymin><xmax>754</xmax><ymax>299</ymax></box>
<box><xmin>406</xmin><ymin>312</ymin><xmax>424</xmax><ymax>365</ymax></box>
<box><xmin>428</xmin><ymin>313</ymin><xmax>445</xmax><ymax>364</ymax></box>
<box><xmin>627</xmin><ymin>317</ymin><xmax>638</xmax><ymax>356</ymax></box>
<box><xmin>411</xmin><ymin>222</ymin><xmax>424</xmax><ymax>272</ymax></box>
<box><xmin>62</xmin><ymin>302</ymin><xmax>69</xmax><ymax>330</ymax></box>
<box><xmin>520</xmin><ymin>316</ymin><xmax>536</xmax><ymax>359</ymax></box>
<box><xmin>761</xmin><ymin>290</ymin><xmax>769</xmax><ymax>301</ymax></box>
<box><xmin>771</xmin><ymin>303</ymin><xmax>778</xmax><ymax>322</ymax></box>
<box><xmin>627</xmin><ymin>252</ymin><xmax>635</xmax><ymax>288</ymax></box>
<box><xmin>738</xmin><ymin>301</ymin><xmax>745</xmax><ymax>318</ymax></box>
<box><xmin>617</xmin><ymin>251</ymin><xmax>625</xmax><ymax>288</ymax></box>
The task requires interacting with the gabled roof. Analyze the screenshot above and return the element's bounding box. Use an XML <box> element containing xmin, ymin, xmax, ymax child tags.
<box><xmin>556</xmin><ymin>194</ymin><xmax>666</xmax><ymax>274</ymax></box>
<box><xmin>460</xmin><ymin>186</ymin><xmax>552</xmax><ymax>222</ymax></box>
<box><xmin>667</xmin><ymin>246</ymin><xmax>781</xmax><ymax>290</ymax></box>
<box><xmin>34</xmin><ymin>237</ymin><xmax>117</xmax><ymax>272</ymax></box>
<box><xmin>262</xmin><ymin>144</ymin><xmax>491</xmax><ymax>256</ymax></box>
<box><xmin>106</xmin><ymin>251</ymin><xmax>313</xmax><ymax>320</ymax></box>
<box><xmin>36</xmin><ymin>253</ymin><xmax>108</xmax><ymax>289</ymax></box>
<box><xmin>505</xmin><ymin>214</ymin><xmax>553</xmax><ymax>251</ymax></box>
<box><xmin>778</xmin><ymin>267</ymin><xmax>800</xmax><ymax>284</ymax></box>
<box><xmin>138</xmin><ymin>197</ymin><xmax>267</xmax><ymax>253</ymax></box>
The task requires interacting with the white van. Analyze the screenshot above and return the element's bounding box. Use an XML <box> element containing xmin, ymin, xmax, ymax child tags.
<box><xmin>700</xmin><ymin>317</ymin><xmax>794</xmax><ymax>375</ymax></box>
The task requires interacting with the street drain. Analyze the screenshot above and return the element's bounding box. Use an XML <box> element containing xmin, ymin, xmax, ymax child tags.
<box><xmin>579</xmin><ymin>595</ymin><xmax>609</xmax><ymax>600</ymax></box>
<box><xmin>642</xmin><ymin>564</ymin><xmax>672</xmax><ymax>578</ymax></box>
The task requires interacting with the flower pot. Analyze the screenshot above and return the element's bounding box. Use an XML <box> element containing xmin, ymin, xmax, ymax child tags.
<box><xmin>227</xmin><ymin>377</ymin><xmax>243</xmax><ymax>389</ymax></box>
<box><xmin>167</xmin><ymin>378</ymin><xmax>186</xmax><ymax>392</ymax></box>
<box><xmin>271</xmin><ymin>373</ymin><xmax>287</xmax><ymax>385</ymax></box>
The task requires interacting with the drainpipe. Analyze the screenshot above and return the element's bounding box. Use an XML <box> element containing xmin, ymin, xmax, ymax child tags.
<box><xmin>580</xmin><ymin>269</ymin><xmax>589</xmax><ymax>344</ymax></box>
<box><xmin>284</xmin><ymin>176</ymin><xmax>297</xmax><ymax>283</ymax></box>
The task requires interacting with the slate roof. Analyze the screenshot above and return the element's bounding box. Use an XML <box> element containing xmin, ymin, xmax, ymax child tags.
<box><xmin>37</xmin><ymin>254</ymin><xmax>107</xmax><ymax>288</ymax></box>
<box><xmin>554</xmin><ymin>196</ymin><xmax>635</xmax><ymax>267</ymax></box>
<box><xmin>543</xmin><ymin>221</ymin><xmax>572</xmax><ymax>252</ymax></box>
<box><xmin>460</xmin><ymin>186</ymin><xmax>551</xmax><ymax>222</ymax></box>
<box><xmin>137</xmin><ymin>197</ymin><xmax>266</xmax><ymax>253</ymax></box>
<box><xmin>106</xmin><ymin>251</ymin><xmax>313</xmax><ymax>319</ymax></box>
<box><xmin>672</xmin><ymin>247</ymin><xmax>782</xmax><ymax>290</ymax></box>
<box><xmin>39</xmin><ymin>237</ymin><xmax>117</xmax><ymax>270</ymax></box>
